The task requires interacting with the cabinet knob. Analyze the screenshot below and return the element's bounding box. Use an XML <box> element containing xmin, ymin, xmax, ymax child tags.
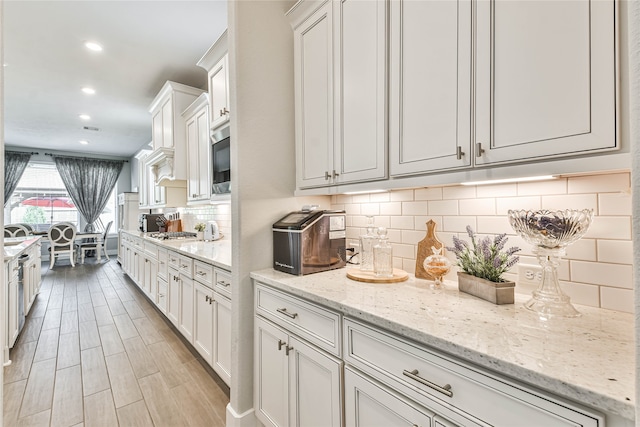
<box><xmin>476</xmin><ymin>142</ymin><xmax>485</xmax><ymax>157</ymax></box>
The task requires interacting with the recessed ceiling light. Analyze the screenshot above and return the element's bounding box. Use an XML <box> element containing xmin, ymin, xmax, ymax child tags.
<box><xmin>79</xmin><ymin>140</ymin><xmax>90</xmax><ymax>145</ymax></box>
<box><xmin>81</xmin><ymin>87</ymin><xmax>96</xmax><ymax>95</ymax></box>
<box><xmin>84</xmin><ymin>41</ymin><xmax>103</xmax><ymax>52</ymax></box>
<box><xmin>78</xmin><ymin>114</ymin><xmax>91</xmax><ymax>120</ymax></box>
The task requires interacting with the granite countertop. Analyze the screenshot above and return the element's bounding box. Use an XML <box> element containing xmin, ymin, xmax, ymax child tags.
<box><xmin>4</xmin><ymin>236</ymin><xmax>41</xmax><ymax>261</ymax></box>
<box><xmin>250</xmin><ymin>267</ymin><xmax>635</xmax><ymax>420</ymax></box>
<box><xmin>120</xmin><ymin>230</ymin><xmax>231</xmax><ymax>270</ymax></box>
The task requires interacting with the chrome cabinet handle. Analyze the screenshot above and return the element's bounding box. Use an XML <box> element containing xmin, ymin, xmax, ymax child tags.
<box><xmin>276</xmin><ymin>308</ymin><xmax>298</xmax><ymax>319</ymax></box>
<box><xmin>216</xmin><ymin>280</ymin><xmax>230</xmax><ymax>287</ymax></box>
<box><xmin>456</xmin><ymin>146</ymin><xmax>465</xmax><ymax>160</ymax></box>
<box><xmin>476</xmin><ymin>142</ymin><xmax>485</xmax><ymax>157</ymax></box>
<box><xmin>402</xmin><ymin>369</ymin><xmax>453</xmax><ymax>397</ymax></box>
<box><xmin>278</xmin><ymin>340</ymin><xmax>286</xmax><ymax>350</ymax></box>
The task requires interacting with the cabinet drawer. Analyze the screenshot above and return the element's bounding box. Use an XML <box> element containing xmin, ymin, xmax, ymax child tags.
<box><xmin>344</xmin><ymin>318</ymin><xmax>602</xmax><ymax>427</ymax></box>
<box><xmin>214</xmin><ymin>268</ymin><xmax>232</xmax><ymax>299</ymax></box>
<box><xmin>168</xmin><ymin>251</ymin><xmax>181</xmax><ymax>270</ymax></box>
<box><xmin>194</xmin><ymin>260</ymin><xmax>214</xmax><ymax>288</ymax></box>
<box><xmin>255</xmin><ymin>284</ymin><xmax>341</xmax><ymax>357</ymax></box>
<box><xmin>157</xmin><ymin>249</ymin><xmax>168</xmax><ymax>280</ymax></box>
<box><xmin>143</xmin><ymin>241</ymin><xmax>158</xmax><ymax>259</ymax></box>
<box><xmin>177</xmin><ymin>255</ymin><xmax>193</xmax><ymax>279</ymax></box>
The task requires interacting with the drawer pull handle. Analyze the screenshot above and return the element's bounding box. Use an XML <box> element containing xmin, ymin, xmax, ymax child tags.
<box><xmin>285</xmin><ymin>345</ymin><xmax>294</xmax><ymax>356</ymax></box>
<box><xmin>276</xmin><ymin>308</ymin><xmax>298</xmax><ymax>319</ymax></box>
<box><xmin>158</xmin><ymin>293</ymin><xmax>165</xmax><ymax>298</ymax></box>
<box><xmin>402</xmin><ymin>369</ymin><xmax>453</xmax><ymax>397</ymax></box>
<box><xmin>180</xmin><ymin>264</ymin><xmax>188</xmax><ymax>269</ymax></box>
<box><xmin>278</xmin><ymin>340</ymin><xmax>286</xmax><ymax>350</ymax></box>
<box><xmin>217</xmin><ymin>280</ymin><xmax>230</xmax><ymax>287</ymax></box>
<box><xmin>196</xmin><ymin>271</ymin><xmax>206</xmax><ymax>276</ymax></box>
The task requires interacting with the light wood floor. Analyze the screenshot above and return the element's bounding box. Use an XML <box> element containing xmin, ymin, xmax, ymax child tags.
<box><xmin>3</xmin><ymin>258</ymin><xmax>229</xmax><ymax>427</ymax></box>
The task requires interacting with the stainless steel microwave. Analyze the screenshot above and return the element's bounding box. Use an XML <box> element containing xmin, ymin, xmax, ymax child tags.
<box><xmin>211</xmin><ymin>125</ymin><xmax>230</xmax><ymax>194</ymax></box>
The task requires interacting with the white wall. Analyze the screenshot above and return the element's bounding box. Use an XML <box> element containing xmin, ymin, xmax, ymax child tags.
<box><xmin>1</xmin><ymin>0</ymin><xmax>6</xmax><ymax>420</ymax></box>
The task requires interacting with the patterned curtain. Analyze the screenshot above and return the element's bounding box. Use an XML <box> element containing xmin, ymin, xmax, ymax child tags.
<box><xmin>53</xmin><ymin>156</ymin><xmax>124</xmax><ymax>231</ymax></box>
<box><xmin>4</xmin><ymin>151</ymin><xmax>32</xmax><ymax>205</ymax></box>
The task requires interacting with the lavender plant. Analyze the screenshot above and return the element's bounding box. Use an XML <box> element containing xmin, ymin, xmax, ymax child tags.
<box><xmin>447</xmin><ymin>226</ymin><xmax>521</xmax><ymax>282</ymax></box>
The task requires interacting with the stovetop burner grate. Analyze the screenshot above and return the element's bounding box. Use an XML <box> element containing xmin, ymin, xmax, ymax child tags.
<box><xmin>148</xmin><ymin>231</ymin><xmax>198</xmax><ymax>240</ymax></box>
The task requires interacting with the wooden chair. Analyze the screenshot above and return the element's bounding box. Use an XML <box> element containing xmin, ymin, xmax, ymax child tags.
<box><xmin>4</xmin><ymin>224</ymin><xmax>31</xmax><ymax>237</ymax></box>
<box><xmin>47</xmin><ymin>222</ymin><xmax>78</xmax><ymax>268</ymax></box>
<box><xmin>78</xmin><ymin>221</ymin><xmax>112</xmax><ymax>264</ymax></box>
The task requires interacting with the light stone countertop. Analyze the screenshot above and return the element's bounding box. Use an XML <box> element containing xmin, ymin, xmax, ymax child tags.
<box><xmin>120</xmin><ymin>230</ymin><xmax>231</xmax><ymax>270</ymax></box>
<box><xmin>250</xmin><ymin>267</ymin><xmax>635</xmax><ymax>421</ymax></box>
<box><xmin>4</xmin><ymin>236</ymin><xmax>42</xmax><ymax>261</ymax></box>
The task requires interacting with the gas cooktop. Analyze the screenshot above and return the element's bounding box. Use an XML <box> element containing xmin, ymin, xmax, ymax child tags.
<box><xmin>148</xmin><ymin>231</ymin><xmax>198</xmax><ymax>240</ymax></box>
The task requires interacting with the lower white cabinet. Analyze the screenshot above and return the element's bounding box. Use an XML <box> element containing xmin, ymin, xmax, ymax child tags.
<box><xmin>157</xmin><ymin>277</ymin><xmax>168</xmax><ymax>314</ymax></box>
<box><xmin>254</xmin><ymin>313</ymin><xmax>343</xmax><ymax>427</ymax></box>
<box><xmin>179</xmin><ymin>274</ymin><xmax>194</xmax><ymax>343</ymax></box>
<box><xmin>194</xmin><ymin>281</ymin><xmax>214</xmax><ymax>363</ymax></box>
<box><xmin>7</xmin><ymin>258</ymin><xmax>20</xmax><ymax>349</ymax></box>
<box><xmin>167</xmin><ymin>267</ymin><xmax>181</xmax><ymax>327</ymax></box>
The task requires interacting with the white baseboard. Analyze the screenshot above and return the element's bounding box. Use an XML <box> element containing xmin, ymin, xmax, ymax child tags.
<box><xmin>226</xmin><ymin>404</ymin><xmax>257</xmax><ymax>427</ymax></box>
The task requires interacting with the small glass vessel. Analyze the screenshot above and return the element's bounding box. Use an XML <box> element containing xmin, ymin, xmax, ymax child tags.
<box><xmin>423</xmin><ymin>246</ymin><xmax>451</xmax><ymax>289</ymax></box>
<box><xmin>359</xmin><ymin>216</ymin><xmax>378</xmax><ymax>271</ymax></box>
<box><xmin>373</xmin><ymin>227</ymin><xmax>393</xmax><ymax>278</ymax></box>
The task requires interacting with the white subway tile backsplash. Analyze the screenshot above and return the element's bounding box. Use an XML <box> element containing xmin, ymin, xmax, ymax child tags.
<box><xmin>517</xmin><ymin>178</ymin><xmax>567</xmax><ymax>196</ymax></box>
<box><xmin>541</xmin><ymin>194</ymin><xmax>598</xmax><ymax>211</ymax></box>
<box><xmin>597</xmin><ymin>240</ymin><xmax>634</xmax><ymax>265</ymax></box>
<box><xmin>458</xmin><ymin>198</ymin><xmax>495</xmax><ymax>216</ymax></box>
<box><xmin>564</xmin><ymin>239</ymin><xmax>597</xmax><ymax>262</ymax></box>
<box><xmin>598</xmin><ymin>193</ymin><xmax>632</xmax><ymax>216</ymax></box>
<box><xmin>568</xmin><ymin>173</ymin><xmax>630</xmax><ymax>194</ymax></box>
<box><xmin>476</xmin><ymin>183</ymin><xmax>517</xmax><ymax>198</ymax></box>
<box><xmin>370</xmin><ymin>192</ymin><xmax>391</xmax><ymax>202</ymax></box>
<box><xmin>390</xmin><ymin>216</ymin><xmax>414</xmax><ymax>230</ymax></box>
<box><xmin>570</xmin><ymin>261</ymin><xmax>633</xmax><ymax>289</ymax></box>
<box><xmin>401</xmin><ymin>230</ymin><xmax>427</xmax><ymax>245</ymax></box>
<box><xmin>414</xmin><ymin>187</ymin><xmax>442</xmax><ymax>201</ymax></box>
<box><xmin>380</xmin><ymin>202</ymin><xmax>402</xmax><ymax>216</ymax></box>
<box><xmin>387</xmin><ymin>229</ymin><xmax>402</xmax><ymax>244</ymax></box>
<box><xmin>443</xmin><ymin>186</ymin><xmax>476</xmax><ymax>200</ymax></box>
<box><xmin>392</xmin><ymin>243</ymin><xmax>415</xmax><ymax>259</ymax></box>
<box><xmin>361</xmin><ymin>203</ymin><xmax>380</xmax><ymax>216</ymax></box>
<box><xmin>402</xmin><ymin>201</ymin><xmax>429</xmax><ymax>216</ymax></box>
<box><xmin>427</xmin><ymin>200</ymin><xmax>458</xmax><ymax>216</ymax></box>
<box><xmin>600</xmin><ymin>287</ymin><xmax>634</xmax><ymax>313</ymax></box>
<box><xmin>352</xmin><ymin>194</ymin><xmax>370</xmax><ymax>204</ymax></box>
<box><xmin>345</xmin><ymin>204</ymin><xmax>361</xmax><ymax>216</ymax></box>
<box><xmin>559</xmin><ymin>281</ymin><xmax>600</xmax><ymax>308</ymax></box>
<box><xmin>495</xmin><ymin>196</ymin><xmax>541</xmax><ymax>215</ymax></box>
<box><xmin>476</xmin><ymin>216</ymin><xmax>511</xmax><ymax>235</ymax></box>
<box><xmin>584</xmin><ymin>217</ymin><xmax>632</xmax><ymax>240</ymax></box>
<box><xmin>414</xmin><ymin>216</ymin><xmax>442</xmax><ymax>230</ymax></box>
<box><xmin>390</xmin><ymin>189</ymin><xmax>415</xmax><ymax>201</ymax></box>
<box><xmin>442</xmin><ymin>216</ymin><xmax>476</xmax><ymax>233</ymax></box>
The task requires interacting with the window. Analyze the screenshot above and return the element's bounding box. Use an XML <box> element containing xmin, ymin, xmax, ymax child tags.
<box><xmin>5</xmin><ymin>162</ymin><xmax>117</xmax><ymax>233</ymax></box>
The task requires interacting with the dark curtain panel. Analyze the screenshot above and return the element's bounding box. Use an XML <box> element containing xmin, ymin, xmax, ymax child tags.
<box><xmin>53</xmin><ymin>156</ymin><xmax>124</xmax><ymax>231</ymax></box>
<box><xmin>4</xmin><ymin>151</ymin><xmax>32</xmax><ymax>205</ymax></box>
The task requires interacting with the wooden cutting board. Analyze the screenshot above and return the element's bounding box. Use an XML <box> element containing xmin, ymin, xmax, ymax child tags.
<box><xmin>166</xmin><ymin>219</ymin><xmax>183</xmax><ymax>232</ymax></box>
<box><xmin>415</xmin><ymin>219</ymin><xmax>444</xmax><ymax>280</ymax></box>
<box><xmin>346</xmin><ymin>268</ymin><xmax>409</xmax><ymax>283</ymax></box>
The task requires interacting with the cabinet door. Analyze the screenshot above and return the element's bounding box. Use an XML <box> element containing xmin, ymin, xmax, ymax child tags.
<box><xmin>333</xmin><ymin>0</ymin><xmax>387</xmax><ymax>184</ymax></box>
<box><xmin>179</xmin><ymin>275</ymin><xmax>194</xmax><ymax>343</ymax></box>
<box><xmin>288</xmin><ymin>336</ymin><xmax>342</xmax><ymax>427</ymax></box>
<box><xmin>152</xmin><ymin>109</ymin><xmax>163</xmax><ymax>151</ymax></box>
<box><xmin>138</xmin><ymin>155</ymin><xmax>148</xmax><ymax>207</ymax></box>
<box><xmin>389</xmin><ymin>0</ymin><xmax>472</xmax><ymax>176</ymax></box>
<box><xmin>345</xmin><ymin>367</ymin><xmax>434</xmax><ymax>427</ymax></box>
<box><xmin>148</xmin><ymin>257</ymin><xmax>158</xmax><ymax>303</ymax></box>
<box><xmin>213</xmin><ymin>293</ymin><xmax>231</xmax><ymax>385</ymax></box>
<box><xmin>293</xmin><ymin>1</ymin><xmax>334</xmax><ymax>188</ymax></box>
<box><xmin>161</xmin><ymin>96</ymin><xmax>174</xmax><ymax>149</ymax></box>
<box><xmin>8</xmin><ymin>271</ymin><xmax>19</xmax><ymax>347</ymax></box>
<box><xmin>475</xmin><ymin>0</ymin><xmax>616</xmax><ymax>165</ymax></box>
<box><xmin>186</xmin><ymin>115</ymin><xmax>199</xmax><ymax>202</ymax></box>
<box><xmin>209</xmin><ymin>55</ymin><xmax>229</xmax><ymax>130</ymax></box>
<box><xmin>167</xmin><ymin>270</ymin><xmax>180</xmax><ymax>326</ymax></box>
<box><xmin>255</xmin><ymin>317</ymin><xmax>289</xmax><ymax>427</ymax></box>
<box><xmin>194</xmin><ymin>281</ymin><xmax>214</xmax><ymax>364</ymax></box>
<box><xmin>157</xmin><ymin>277</ymin><xmax>168</xmax><ymax>314</ymax></box>
<box><xmin>196</xmin><ymin>107</ymin><xmax>211</xmax><ymax>200</ymax></box>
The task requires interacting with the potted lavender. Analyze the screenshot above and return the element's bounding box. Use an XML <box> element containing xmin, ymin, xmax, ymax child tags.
<box><xmin>447</xmin><ymin>226</ymin><xmax>520</xmax><ymax>305</ymax></box>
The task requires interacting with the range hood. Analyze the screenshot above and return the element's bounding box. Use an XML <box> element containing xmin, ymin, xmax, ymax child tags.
<box><xmin>146</xmin><ymin>148</ymin><xmax>187</xmax><ymax>188</ymax></box>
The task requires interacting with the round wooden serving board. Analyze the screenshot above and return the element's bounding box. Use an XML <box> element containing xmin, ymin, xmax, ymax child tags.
<box><xmin>346</xmin><ymin>268</ymin><xmax>409</xmax><ymax>283</ymax></box>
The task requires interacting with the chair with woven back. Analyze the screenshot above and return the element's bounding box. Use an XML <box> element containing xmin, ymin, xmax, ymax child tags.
<box><xmin>47</xmin><ymin>222</ymin><xmax>78</xmax><ymax>268</ymax></box>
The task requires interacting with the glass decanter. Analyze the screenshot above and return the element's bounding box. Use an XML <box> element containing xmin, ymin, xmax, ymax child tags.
<box><xmin>359</xmin><ymin>216</ymin><xmax>378</xmax><ymax>271</ymax></box>
<box><xmin>373</xmin><ymin>227</ymin><xmax>393</xmax><ymax>278</ymax></box>
<box><xmin>423</xmin><ymin>246</ymin><xmax>451</xmax><ymax>289</ymax></box>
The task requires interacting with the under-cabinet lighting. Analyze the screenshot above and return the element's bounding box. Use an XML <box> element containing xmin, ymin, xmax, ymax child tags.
<box><xmin>461</xmin><ymin>175</ymin><xmax>556</xmax><ymax>186</ymax></box>
<box><xmin>82</xmin><ymin>87</ymin><xmax>96</xmax><ymax>95</ymax></box>
<box><xmin>78</xmin><ymin>114</ymin><xmax>91</xmax><ymax>121</ymax></box>
<box><xmin>343</xmin><ymin>189</ymin><xmax>387</xmax><ymax>195</ymax></box>
<box><xmin>79</xmin><ymin>140</ymin><xmax>89</xmax><ymax>145</ymax></box>
<box><xmin>84</xmin><ymin>41</ymin><xmax>103</xmax><ymax>52</ymax></box>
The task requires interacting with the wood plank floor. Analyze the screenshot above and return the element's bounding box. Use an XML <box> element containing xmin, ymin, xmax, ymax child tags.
<box><xmin>4</xmin><ymin>259</ymin><xmax>229</xmax><ymax>427</ymax></box>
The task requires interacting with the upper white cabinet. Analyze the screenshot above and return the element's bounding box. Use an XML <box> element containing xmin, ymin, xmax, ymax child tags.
<box><xmin>288</xmin><ymin>0</ymin><xmax>387</xmax><ymax>189</ymax></box>
<box><xmin>197</xmin><ymin>30</ymin><xmax>230</xmax><ymax>131</ymax></box>
<box><xmin>389</xmin><ymin>0</ymin><xmax>472</xmax><ymax>176</ymax></box>
<box><xmin>474</xmin><ymin>0</ymin><xmax>617</xmax><ymax>165</ymax></box>
<box><xmin>183</xmin><ymin>94</ymin><xmax>212</xmax><ymax>204</ymax></box>
<box><xmin>147</xmin><ymin>81</ymin><xmax>204</xmax><ymax>187</ymax></box>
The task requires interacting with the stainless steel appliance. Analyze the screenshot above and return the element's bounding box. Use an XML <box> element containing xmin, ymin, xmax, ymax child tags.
<box><xmin>139</xmin><ymin>213</ymin><xmax>164</xmax><ymax>232</ymax></box>
<box><xmin>211</xmin><ymin>125</ymin><xmax>230</xmax><ymax>194</ymax></box>
<box><xmin>273</xmin><ymin>209</ymin><xmax>346</xmax><ymax>276</ymax></box>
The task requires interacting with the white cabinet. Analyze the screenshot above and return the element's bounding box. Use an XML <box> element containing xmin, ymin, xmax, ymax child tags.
<box><xmin>212</xmin><ymin>292</ymin><xmax>231</xmax><ymax>385</ymax></box>
<box><xmin>474</xmin><ymin>0</ymin><xmax>617</xmax><ymax>165</ymax></box>
<box><xmin>197</xmin><ymin>31</ymin><xmax>230</xmax><ymax>131</ymax></box>
<box><xmin>24</xmin><ymin>241</ymin><xmax>42</xmax><ymax>314</ymax></box>
<box><xmin>137</xmin><ymin>152</ymin><xmax>150</xmax><ymax>208</ymax></box>
<box><xmin>167</xmin><ymin>267</ymin><xmax>181</xmax><ymax>327</ymax></box>
<box><xmin>254</xmin><ymin>284</ymin><xmax>343</xmax><ymax>427</ymax></box>
<box><xmin>194</xmin><ymin>281</ymin><xmax>214</xmax><ymax>362</ymax></box>
<box><xmin>389</xmin><ymin>0</ymin><xmax>472</xmax><ymax>176</ymax></box>
<box><xmin>7</xmin><ymin>258</ymin><xmax>19</xmax><ymax>349</ymax></box>
<box><xmin>184</xmin><ymin>94</ymin><xmax>212</xmax><ymax>204</ymax></box>
<box><xmin>179</xmin><ymin>274</ymin><xmax>194</xmax><ymax>343</ymax></box>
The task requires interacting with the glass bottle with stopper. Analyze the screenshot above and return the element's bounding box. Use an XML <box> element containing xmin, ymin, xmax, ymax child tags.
<box><xmin>359</xmin><ymin>216</ymin><xmax>378</xmax><ymax>271</ymax></box>
<box><xmin>373</xmin><ymin>227</ymin><xmax>393</xmax><ymax>278</ymax></box>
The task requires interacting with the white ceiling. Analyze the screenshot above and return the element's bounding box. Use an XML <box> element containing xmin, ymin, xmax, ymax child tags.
<box><xmin>3</xmin><ymin>0</ymin><xmax>227</xmax><ymax>158</ymax></box>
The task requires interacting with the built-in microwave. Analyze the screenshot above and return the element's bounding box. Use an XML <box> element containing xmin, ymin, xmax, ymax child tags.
<box><xmin>211</xmin><ymin>125</ymin><xmax>230</xmax><ymax>194</ymax></box>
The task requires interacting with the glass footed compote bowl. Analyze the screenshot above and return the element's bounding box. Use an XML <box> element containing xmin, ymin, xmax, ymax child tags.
<box><xmin>508</xmin><ymin>209</ymin><xmax>593</xmax><ymax>318</ymax></box>
<box><xmin>423</xmin><ymin>246</ymin><xmax>451</xmax><ymax>290</ymax></box>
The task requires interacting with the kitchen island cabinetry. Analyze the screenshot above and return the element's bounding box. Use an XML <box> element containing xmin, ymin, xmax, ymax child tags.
<box><xmin>6</xmin><ymin>258</ymin><xmax>20</xmax><ymax>351</ymax></box>
<box><xmin>288</xmin><ymin>0</ymin><xmax>387</xmax><ymax>189</ymax></box>
<box><xmin>254</xmin><ymin>284</ymin><xmax>343</xmax><ymax>427</ymax></box>
<box><xmin>183</xmin><ymin>94</ymin><xmax>212</xmax><ymax>204</ymax></box>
